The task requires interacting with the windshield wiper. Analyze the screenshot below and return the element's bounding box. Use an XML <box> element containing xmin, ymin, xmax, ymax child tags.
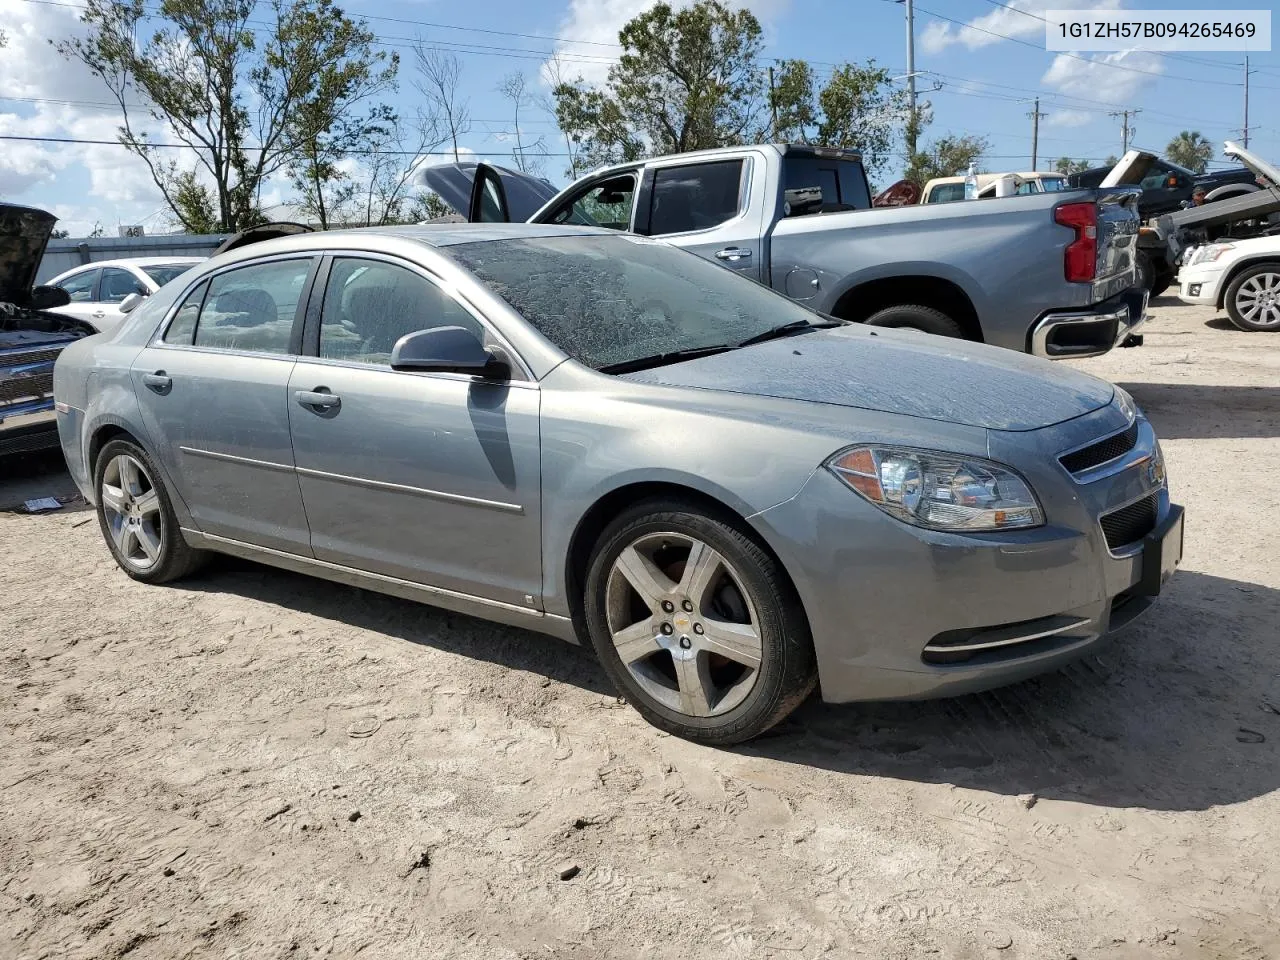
<box><xmin>736</xmin><ymin>317</ymin><xmax>843</xmax><ymax>348</ymax></box>
<box><xmin>598</xmin><ymin>345</ymin><xmax>733</xmax><ymax>375</ymax></box>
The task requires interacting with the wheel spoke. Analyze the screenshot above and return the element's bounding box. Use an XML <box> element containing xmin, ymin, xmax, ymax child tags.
<box><xmin>133</xmin><ymin>489</ymin><xmax>160</xmax><ymax>518</ymax></box>
<box><xmin>100</xmin><ymin>483</ymin><xmax>128</xmax><ymax>518</ymax></box>
<box><xmin>698</xmin><ymin>618</ymin><xmax>763</xmax><ymax>669</ymax></box>
<box><xmin>612</xmin><ymin>617</ymin><xmax>661</xmax><ymax>664</ymax></box>
<box><xmin>135</xmin><ymin>523</ymin><xmax>162</xmax><ymax>562</ymax></box>
<box><xmin>615</xmin><ymin>546</ymin><xmax>674</xmax><ymax>607</ymax></box>
<box><xmin>119</xmin><ymin>526</ymin><xmax>140</xmax><ymax>560</ymax></box>
<box><xmin>109</xmin><ymin>517</ymin><xmax>130</xmax><ymax>554</ymax></box>
<box><xmin>679</xmin><ymin>541</ymin><xmax>724</xmax><ymax>606</ymax></box>
<box><xmin>118</xmin><ymin>457</ymin><xmax>143</xmax><ymax>497</ymax></box>
<box><xmin>1242</xmin><ymin>300</ymin><xmax>1261</xmax><ymax>320</ymax></box>
<box><xmin>674</xmin><ymin>651</ymin><xmax>715</xmax><ymax>718</ymax></box>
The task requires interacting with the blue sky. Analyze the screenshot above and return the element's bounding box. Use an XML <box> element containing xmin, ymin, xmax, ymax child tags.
<box><xmin>1</xmin><ymin>0</ymin><xmax>1276</xmax><ymax>234</ymax></box>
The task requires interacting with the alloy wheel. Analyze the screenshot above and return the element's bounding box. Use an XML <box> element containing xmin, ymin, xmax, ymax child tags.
<box><xmin>100</xmin><ymin>454</ymin><xmax>164</xmax><ymax>572</ymax></box>
<box><xmin>1234</xmin><ymin>272</ymin><xmax>1280</xmax><ymax>327</ymax></box>
<box><xmin>604</xmin><ymin>531</ymin><xmax>763</xmax><ymax>718</ymax></box>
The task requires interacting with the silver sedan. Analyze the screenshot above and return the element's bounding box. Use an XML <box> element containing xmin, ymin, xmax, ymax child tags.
<box><xmin>53</xmin><ymin>224</ymin><xmax>1183</xmax><ymax>744</ymax></box>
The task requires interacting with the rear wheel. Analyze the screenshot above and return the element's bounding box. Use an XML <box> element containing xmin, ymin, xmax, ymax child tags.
<box><xmin>1224</xmin><ymin>263</ymin><xmax>1280</xmax><ymax>331</ymax></box>
<box><xmin>1150</xmin><ymin>267</ymin><xmax>1175</xmax><ymax>298</ymax></box>
<box><xmin>863</xmin><ymin>304</ymin><xmax>965</xmax><ymax>338</ymax></box>
<box><xmin>94</xmin><ymin>438</ymin><xmax>206</xmax><ymax>583</ymax></box>
<box><xmin>583</xmin><ymin>499</ymin><xmax>816</xmax><ymax>745</ymax></box>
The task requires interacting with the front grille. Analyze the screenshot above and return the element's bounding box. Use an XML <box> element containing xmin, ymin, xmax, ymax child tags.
<box><xmin>0</xmin><ymin>371</ymin><xmax>54</xmax><ymax>405</ymax></box>
<box><xmin>0</xmin><ymin>426</ymin><xmax>60</xmax><ymax>456</ymax></box>
<box><xmin>1100</xmin><ymin>494</ymin><xmax>1158</xmax><ymax>550</ymax></box>
<box><xmin>1060</xmin><ymin>422</ymin><xmax>1139</xmax><ymax>473</ymax></box>
<box><xmin>0</xmin><ymin>348</ymin><xmax>61</xmax><ymax>369</ymax></box>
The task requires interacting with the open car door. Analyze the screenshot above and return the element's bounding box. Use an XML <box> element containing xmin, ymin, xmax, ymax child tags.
<box><xmin>418</xmin><ymin>162</ymin><xmax>560</xmax><ymax>224</ymax></box>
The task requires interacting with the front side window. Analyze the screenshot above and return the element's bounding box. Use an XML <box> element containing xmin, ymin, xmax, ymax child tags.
<box><xmin>1040</xmin><ymin>177</ymin><xmax>1067</xmax><ymax>192</ymax></box>
<box><xmin>55</xmin><ymin>269</ymin><xmax>98</xmax><ymax>302</ymax></box>
<box><xmin>319</xmin><ymin>258</ymin><xmax>483</xmax><ymax>365</ymax></box>
<box><xmin>925</xmin><ymin>182</ymin><xmax>966</xmax><ymax>204</ymax></box>
<box><xmin>548</xmin><ymin>174</ymin><xmax>637</xmax><ymax>230</ymax></box>
<box><xmin>164</xmin><ymin>280</ymin><xmax>208</xmax><ymax>345</ymax></box>
<box><xmin>191</xmin><ymin>259</ymin><xmax>311</xmax><ymax>355</ymax></box>
<box><xmin>649</xmin><ymin>160</ymin><xmax>744</xmax><ymax>235</ymax></box>
<box><xmin>446</xmin><ymin>234</ymin><xmax>823</xmax><ymax>372</ymax></box>
<box><xmin>100</xmin><ymin>267</ymin><xmax>147</xmax><ymax>303</ymax></box>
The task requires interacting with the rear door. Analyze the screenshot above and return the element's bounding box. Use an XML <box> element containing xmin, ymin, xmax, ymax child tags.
<box><xmin>640</xmin><ymin>155</ymin><xmax>766</xmax><ymax>280</ymax></box>
<box><xmin>130</xmin><ymin>256</ymin><xmax>317</xmax><ymax>554</ymax></box>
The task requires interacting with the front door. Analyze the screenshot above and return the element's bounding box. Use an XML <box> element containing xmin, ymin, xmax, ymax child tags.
<box><xmin>642</xmin><ymin>156</ymin><xmax>765</xmax><ymax>281</ymax></box>
<box><xmin>130</xmin><ymin>256</ymin><xmax>316</xmax><ymax>554</ymax></box>
<box><xmin>287</xmin><ymin>255</ymin><xmax>543</xmax><ymax>608</ymax></box>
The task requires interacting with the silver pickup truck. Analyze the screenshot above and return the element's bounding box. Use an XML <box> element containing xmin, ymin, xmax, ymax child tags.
<box><xmin>423</xmin><ymin>143</ymin><xmax>1146</xmax><ymax>358</ymax></box>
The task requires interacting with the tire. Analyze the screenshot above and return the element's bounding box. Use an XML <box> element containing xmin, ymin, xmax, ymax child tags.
<box><xmin>583</xmin><ymin>498</ymin><xmax>816</xmax><ymax>745</ymax></box>
<box><xmin>1150</xmin><ymin>268</ymin><xmax>1175</xmax><ymax>299</ymax></box>
<box><xmin>93</xmin><ymin>438</ymin><xmax>207</xmax><ymax>583</ymax></box>
<box><xmin>1224</xmin><ymin>263</ymin><xmax>1280</xmax><ymax>331</ymax></box>
<box><xmin>863</xmin><ymin>304</ymin><xmax>965</xmax><ymax>338</ymax></box>
<box><xmin>1134</xmin><ymin>250</ymin><xmax>1154</xmax><ymax>293</ymax></box>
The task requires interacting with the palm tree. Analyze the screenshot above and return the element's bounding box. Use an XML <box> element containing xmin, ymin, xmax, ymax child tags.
<box><xmin>1166</xmin><ymin>131</ymin><xmax>1213</xmax><ymax>174</ymax></box>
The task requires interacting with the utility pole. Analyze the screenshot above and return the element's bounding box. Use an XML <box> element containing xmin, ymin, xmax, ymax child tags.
<box><xmin>1109</xmin><ymin>108</ymin><xmax>1141</xmax><ymax>153</ymax></box>
<box><xmin>1027</xmin><ymin>97</ymin><xmax>1047</xmax><ymax>170</ymax></box>
<box><xmin>1244</xmin><ymin>55</ymin><xmax>1252</xmax><ymax>148</ymax></box>
<box><xmin>904</xmin><ymin>0</ymin><xmax>918</xmax><ymax>158</ymax></box>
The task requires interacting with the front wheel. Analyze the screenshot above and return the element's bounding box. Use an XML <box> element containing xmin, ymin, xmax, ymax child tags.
<box><xmin>1224</xmin><ymin>263</ymin><xmax>1280</xmax><ymax>331</ymax></box>
<box><xmin>94</xmin><ymin>438</ymin><xmax>206</xmax><ymax>583</ymax></box>
<box><xmin>583</xmin><ymin>499</ymin><xmax>816</xmax><ymax>745</ymax></box>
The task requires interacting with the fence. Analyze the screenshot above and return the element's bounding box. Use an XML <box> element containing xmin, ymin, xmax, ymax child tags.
<box><xmin>35</xmin><ymin>234</ymin><xmax>228</xmax><ymax>284</ymax></box>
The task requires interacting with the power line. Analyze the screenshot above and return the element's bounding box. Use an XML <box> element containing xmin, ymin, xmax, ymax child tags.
<box><xmin>0</xmin><ymin>133</ymin><xmax>577</xmax><ymax>155</ymax></box>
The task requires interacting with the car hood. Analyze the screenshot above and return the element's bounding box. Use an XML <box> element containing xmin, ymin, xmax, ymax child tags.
<box><xmin>619</xmin><ymin>324</ymin><xmax>1115</xmax><ymax>432</ymax></box>
<box><xmin>0</xmin><ymin>202</ymin><xmax>57</xmax><ymax>305</ymax></box>
<box><xmin>418</xmin><ymin>162</ymin><xmax>561</xmax><ymax>222</ymax></box>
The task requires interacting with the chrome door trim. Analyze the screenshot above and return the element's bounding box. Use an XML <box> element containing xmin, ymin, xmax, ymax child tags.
<box><xmin>294</xmin><ymin>466</ymin><xmax>525</xmax><ymax>513</ymax></box>
<box><xmin>179</xmin><ymin>528</ymin><xmax>578</xmax><ymax>642</ymax></box>
<box><xmin>179</xmin><ymin>445</ymin><xmax>295</xmax><ymax>473</ymax></box>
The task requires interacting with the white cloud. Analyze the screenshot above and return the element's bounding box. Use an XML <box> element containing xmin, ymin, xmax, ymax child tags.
<box><xmin>1041</xmin><ymin>49</ymin><xmax>1163</xmax><ymax>105</ymax></box>
<box><xmin>920</xmin><ymin>0</ymin><xmax>1122</xmax><ymax>55</ymax></box>
<box><xmin>544</xmin><ymin>0</ymin><xmax>790</xmax><ymax>87</ymax></box>
<box><xmin>1045</xmin><ymin>109</ymin><xmax>1094</xmax><ymax>128</ymax></box>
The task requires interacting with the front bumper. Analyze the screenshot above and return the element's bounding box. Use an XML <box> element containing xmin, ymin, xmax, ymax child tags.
<box><xmin>752</xmin><ymin>405</ymin><xmax>1181</xmax><ymax>703</ymax></box>
<box><xmin>0</xmin><ymin>401</ymin><xmax>60</xmax><ymax>456</ymax></box>
<box><xmin>1029</xmin><ymin>287</ymin><xmax>1149</xmax><ymax>359</ymax></box>
<box><xmin>1177</xmin><ymin>265</ymin><xmax>1225</xmax><ymax>306</ymax></box>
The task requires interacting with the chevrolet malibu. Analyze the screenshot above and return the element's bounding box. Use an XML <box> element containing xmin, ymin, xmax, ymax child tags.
<box><xmin>53</xmin><ymin>225</ymin><xmax>1184</xmax><ymax>744</ymax></box>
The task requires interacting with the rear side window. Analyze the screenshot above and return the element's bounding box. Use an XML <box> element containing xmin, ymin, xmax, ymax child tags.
<box><xmin>55</xmin><ymin>269</ymin><xmax>98</xmax><ymax>302</ymax></box>
<box><xmin>649</xmin><ymin>160</ymin><xmax>744</xmax><ymax>235</ymax></box>
<box><xmin>164</xmin><ymin>280</ymin><xmax>208</xmax><ymax>345</ymax></box>
<box><xmin>926</xmin><ymin>182</ymin><xmax>966</xmax><ymax>204</ymax></box>
<box><xmin>184</xmin><ymin>259</ymin><xmax>311</xmax><ymax>355</ymax></box>
<box><xmin>782</xmin><ymin>156</ymin><xmax>871</xmax><ymax>215</ymax></box>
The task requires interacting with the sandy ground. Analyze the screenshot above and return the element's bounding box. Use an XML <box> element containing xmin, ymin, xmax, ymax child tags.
<box><xmin>2</xmin><ymin>298</ymin><xmax>1279</xmax><ymax>960</ymax></box>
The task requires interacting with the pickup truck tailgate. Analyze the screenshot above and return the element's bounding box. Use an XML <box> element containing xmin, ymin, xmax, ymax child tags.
<box><xmin>1094</xmin><ymin>187</ymin><xmax>1142</xmax><ymax>299</ymax></box>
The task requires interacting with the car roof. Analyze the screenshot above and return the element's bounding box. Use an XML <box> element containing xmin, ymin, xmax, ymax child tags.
<box><xmin>57</xmin><ymin>256</ymin><xmax>205</xmax><ymax>274</ymax></box>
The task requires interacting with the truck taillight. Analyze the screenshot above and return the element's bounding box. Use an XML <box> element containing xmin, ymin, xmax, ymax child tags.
<box><xmin>1054</xmin><ymin>201</ymin><xmax>1097</xmax><ymax>282</ymax></box>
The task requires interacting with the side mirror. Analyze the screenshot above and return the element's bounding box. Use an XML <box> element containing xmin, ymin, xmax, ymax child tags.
<box><xmin>28</xmin><ymin>285</ymin><xmax>71</xmax><ymax>310</ymax></box>
<box><xmin>119</xmin><ymin>292</ymin><xmax>144</xmax><ymax>314</ymax></box>
<box><xmin>390</xmin><ymin>326</ymin><xmax>509</xmax><ymax>379</ymax></box>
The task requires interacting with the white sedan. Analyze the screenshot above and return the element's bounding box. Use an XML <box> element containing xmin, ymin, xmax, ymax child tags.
<box><xmin>46</xmin><ymin>257</ymin><xmax>204</xmax><ymax>334</ymax></box>
<box><xmin>1178</xmin><ymin>236</ymin><xmax>1280</xmax><ymax>331</ymax></box>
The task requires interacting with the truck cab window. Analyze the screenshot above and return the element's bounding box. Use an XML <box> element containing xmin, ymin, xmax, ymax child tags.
<box><xmin>649</xmin><ymin>160</ymin><xmax>745</xmax><ymax>235</ymax></box>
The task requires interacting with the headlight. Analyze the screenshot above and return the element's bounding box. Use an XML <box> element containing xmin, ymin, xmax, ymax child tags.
<box><xmin>1199</xmin><ymin>242</ymin><xmax>1235</xmax><ymax>262</ymax></box>
<box><xmin>826</xmin><ymin>446</ymin><xmax>1044</xmax><ymax>532</ymax></box>
<box><xmin>1114</xmin><ymin>385</ymin><xmax>1138</xmax><ymax>423</ymax></box>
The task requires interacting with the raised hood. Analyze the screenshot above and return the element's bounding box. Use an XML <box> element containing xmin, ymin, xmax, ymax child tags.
<box><xmin>418</xmin><ymin>162</ymin><xmax>561</xmax><ymax>223</ymax></box>
<box><xmin>620</xmin><ymin>324</ymin><xmax>1115</xmax><ymax>432</ymax></box>
<box><xmin>0</xmin><ymin>203</ymin><xmax>57</xmax><ymax>305</ymax></box>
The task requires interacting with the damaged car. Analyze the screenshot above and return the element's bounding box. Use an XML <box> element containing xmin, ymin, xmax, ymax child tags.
<box><xmin>1</xmin><ymin>203</ymin><xmax>98</xmax><ymax>456</ymax></box>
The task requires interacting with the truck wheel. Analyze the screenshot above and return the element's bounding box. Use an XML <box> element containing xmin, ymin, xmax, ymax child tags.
<box><xmin>1150</xmin><ymin>268</ymin><xmax>1175</xmax><ymax>298</ymax></box>
<box><xmin>1224</xmin><ymin>263</ymin><xmax>1280</xmax><ymax>331</ymax></box>
<box><xmin>864</xmin><ymin>305</ymin><xmax>964</xmax><ymax>338</ymax></box>
<box><xmin>1134</xmin><ymin>251</ymin><xmax>1154</xmax><ymax>293</ymax></box>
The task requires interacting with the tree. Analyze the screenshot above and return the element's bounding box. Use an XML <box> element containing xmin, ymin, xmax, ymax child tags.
<box><xmin>904</xmin><ymin>134</ymin><xmax>989</xmax><ymax>185</ymax></box>
<box><xmin>1166</xmin><ymin>130</ymin><xmax>1213</xmax><ymax>174</ymax></box>
<box><xmin>770</xmin><ymin>59</ymin><xmax>907</xmax><ymax>177</ymax></box>
<box><xmin>553</xmin><ymin>1</ymin><xmax>767</xmax><ymax>170</ymax></box>
<box><xmin>414</xmin><ymin>47</ymin><xmax>470</xmax><ymax>162</ymax></box>
<box><xmin>542</xmin><ymin>55</ymin><xmax>586</xmax><ymax>180</ymax></box>
<box><xmin>59</xmin><ymin>0</ymin><xmax>394</xmax><ymax>233</ymax></box>
<box><xmin>50</xmin><ymin>228</ymin><xmax>70</xmax><ymax>239</ymax></box>
<box><xmin>1054</xmin><ymin>157</ymin><xmax>1091</xmax><ymax>175</ymax></box>
<box><xmin>497</xmin><ymin>72</ymin><xmax>546</xmax><ymax>174</ymax></box>
<box><xmin>1104</xmin><ymin>154</ymin><xmax>1119</xmax><ymax>167</ymax></box>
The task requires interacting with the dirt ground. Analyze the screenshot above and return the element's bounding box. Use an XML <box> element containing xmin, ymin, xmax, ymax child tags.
<box><xmin>2</xmin><ymin>298</ymin><xmax>1278</xmax><ymax>960</ymax></box>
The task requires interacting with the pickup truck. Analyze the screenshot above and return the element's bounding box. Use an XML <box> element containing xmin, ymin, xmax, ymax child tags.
<box><xmin>423</xmin><ymin>143</ymin><xmax>1146</xmax><ymax>359</ymax></box>
<box><xmin>1</xmin><ymin>203</ymin><xmax>96</xmax><ymax>456</ymax></box>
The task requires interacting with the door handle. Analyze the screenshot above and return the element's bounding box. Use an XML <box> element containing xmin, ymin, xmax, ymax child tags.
<box><xmin>92</xmin><ymin>310</ymin><xmax>106</xmax><ymax>318</ymax></box>
<box><xmin>142</xmin><ymin>371</ymin><xmax>172</xmax><ymax>394</ymax></box>
<box><xmin>295</xmin><ymin>389</ymin><xmax>341</xmax><ymax>411</ymax></box>
<box><xmin>715</xmin><ymin>247</ymin><xmax>752</xmax><ymax>261</ymax></box>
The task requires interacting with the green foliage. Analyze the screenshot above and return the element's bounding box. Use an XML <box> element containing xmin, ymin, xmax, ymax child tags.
<box><xmin>1166</xmin><ymin>130</ymin><xmax>1213</xmax><ymax>174</ymax></box>
<box><xmin>904</xmin><ymin>134</ymin><xmax>989</xmax><ymax>186</ymax></box>
<box><xmin>1054</xmin><ymin>157</ymin><xmax>1091</xmax><ymax>175</ymax></box>
<box><xmin>59</xmin><ymin>0</ymin><xmax>395</xmax><ymax>233</ymax></box>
